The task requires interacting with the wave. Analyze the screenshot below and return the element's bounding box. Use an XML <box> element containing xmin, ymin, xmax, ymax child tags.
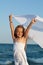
<box><xmin>29</xmin><ymin>57</ymin><xmax>43</xmax><ymax>63</ymax></box>
<box><xmin>0</xmin><ymin>60</ymin><xmax>13</xmax><ymax>65</ymax></box>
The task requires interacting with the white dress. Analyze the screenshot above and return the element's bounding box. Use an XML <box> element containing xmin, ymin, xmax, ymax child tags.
<box><xmin>13</xmin><ymin>42</ymin><xmax>29</xmax><ymax>65</ymax></box>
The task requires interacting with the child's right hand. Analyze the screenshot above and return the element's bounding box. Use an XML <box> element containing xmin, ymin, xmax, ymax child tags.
<box><xmin>9</xmin><ymin>15</ymin><xmax>12</xmax><ymax>22</ymax></box>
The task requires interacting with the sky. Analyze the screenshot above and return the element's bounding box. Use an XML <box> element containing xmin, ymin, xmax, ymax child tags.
<box><xmin>0</xmin><ymin>0</ymin><xmax>43</xmax><ymax>43</ymax></box>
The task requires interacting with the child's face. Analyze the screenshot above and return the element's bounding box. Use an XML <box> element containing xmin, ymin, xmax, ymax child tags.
<box><xmin>16</xmin><ymin>27</ymin><xmax>23</xmax><ymax>38</ymax></box>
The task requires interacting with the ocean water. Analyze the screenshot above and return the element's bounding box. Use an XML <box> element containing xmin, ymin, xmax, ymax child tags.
<box><xmin>0</xmin><ymin>43</ymin><xmax>43</xmax><ymax>65</ymax></box>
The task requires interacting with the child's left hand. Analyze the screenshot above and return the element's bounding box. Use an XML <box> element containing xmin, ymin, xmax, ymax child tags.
<box><xmin>31</xmin><ymin>18</ymin><xmax>36</xmax><ymax>24</ymax></box>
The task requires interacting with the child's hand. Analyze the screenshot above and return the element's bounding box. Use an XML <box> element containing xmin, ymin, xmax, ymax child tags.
<box><xmin>9</xmin><ymin>15</ymin><xmax>12</xmax><ymax>22</ymax></box>
<box><xmin>31</xmin><ymin>18</ymin><xmax>36</xmax><ymax>24</ymax></box>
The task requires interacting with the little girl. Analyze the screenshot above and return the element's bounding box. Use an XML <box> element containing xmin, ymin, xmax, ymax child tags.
<box><xmin>9</xmin><ymin>15</ymin><xmax>36</xmax><ymax>65</ymax></box>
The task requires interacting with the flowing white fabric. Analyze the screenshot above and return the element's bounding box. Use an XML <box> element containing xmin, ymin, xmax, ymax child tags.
<box><xmin>12</xmin><ymin>14</ymin><xmax>43</xmax><ymax>48</ymax></box>
<box><xmin>13</xmin><ymin>42</ymin><xmax>29</xmax><ymax>65</ymax></box>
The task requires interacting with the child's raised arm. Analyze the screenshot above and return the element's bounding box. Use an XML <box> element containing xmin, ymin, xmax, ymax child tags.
<box><xmin>24</xmin><ymin>19</ymin><xmax>36</xmax><ymax>39</ymax></box>
<box><xmin>9</xmin><ymin>15</ymin><xmax>15</xmax><ymax>41</ymax></box>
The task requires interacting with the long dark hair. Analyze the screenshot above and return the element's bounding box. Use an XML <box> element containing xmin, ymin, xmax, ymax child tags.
<box><xmin>14</xmin><ymin>25</ymin><xmax>25</xmax><ymax>38</ymax></box>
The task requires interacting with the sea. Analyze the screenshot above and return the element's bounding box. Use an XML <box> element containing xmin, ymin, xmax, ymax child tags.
<box><xmin>0</xmin><ymin>43</ymin><xmax>43</xmax><ymax>65</ymax></box>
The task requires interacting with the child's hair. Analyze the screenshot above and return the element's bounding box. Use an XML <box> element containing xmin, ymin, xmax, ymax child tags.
<box><xmin>14</xmin><ymin>25</ymin><xmax>25</xmax><ymax>38</ymax></box>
